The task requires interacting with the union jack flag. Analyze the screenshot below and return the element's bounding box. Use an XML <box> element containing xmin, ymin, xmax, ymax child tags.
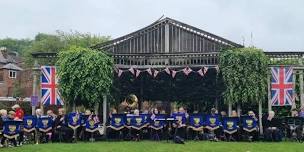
<box><xmin>41</xmin><ymin>66</ymin><xmax>64</xmax><ymax>106</ymax></box>
<box><xmin>271</xmin><ymin>66</ymin><xmax>294</xmax><ymax>106</ymax></box>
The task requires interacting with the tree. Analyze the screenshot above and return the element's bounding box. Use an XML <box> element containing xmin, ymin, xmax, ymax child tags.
<box><xmin>0</xmin><ymin>38</ymin><xmax>32</xmax><ymax>53</ymax></box>
<box><xmin>219</xmin><ymin>47</ymin><xmax>268</xmax><ymax>108</ymax></box>
<box><xmin>22</xmin><ymin>31</ymin><xmax>110</xmax><ymax>67</ymax></box>
<box><xmin>56</xmin><ymin>46</ymin><xmax>113</xmax><ymax>108</ymax></box>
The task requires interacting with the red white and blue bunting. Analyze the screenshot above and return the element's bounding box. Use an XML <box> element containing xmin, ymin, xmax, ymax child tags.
<box><xmin>115</xmin><ymin>66</ymin><xmax>219</xmax><ymax>78</ymax></box>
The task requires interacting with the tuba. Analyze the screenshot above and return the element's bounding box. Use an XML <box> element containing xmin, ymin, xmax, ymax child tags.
<box><xmin>127</xmin><ymin>94</ymin><xmax>139</xmax><ymax>110</ymax></box>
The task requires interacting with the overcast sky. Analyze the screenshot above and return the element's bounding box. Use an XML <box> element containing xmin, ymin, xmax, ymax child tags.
<box><xmin>0</xmin><ymin>0</ymin><xmax>303</xmax><ymax>51</ymax></box>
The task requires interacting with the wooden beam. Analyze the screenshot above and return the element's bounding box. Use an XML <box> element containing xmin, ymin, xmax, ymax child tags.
<box><xmin>165</xmin><ymin>23</ymin><xmax>170</xmax><ymax>53</ymax></box>
<box><xmin>267</xmin><ymin>73</ymin><xmax>272</xmax><ymax>111</ymax></box>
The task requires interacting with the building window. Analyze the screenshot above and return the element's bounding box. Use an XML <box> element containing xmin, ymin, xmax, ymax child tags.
<box><xmin>9</xmin><ymin>70</ymin><xmax>17</xmax><ymax>79</ymax></box>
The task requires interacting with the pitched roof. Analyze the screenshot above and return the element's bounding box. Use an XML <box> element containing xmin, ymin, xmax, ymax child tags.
<box><xmin>0</xmin><ymin>50</ymin><xmax>7</xmax><ymax>63</ymax></box>
<box><xmin>93</xmin><ymin>17</ymin><xmax>242</xmax><ymax>50</ymax></box>
<box><xmin>1</xmin><ymin>63</ymin><xmax>23</xmax><ymax>71</ymax></box>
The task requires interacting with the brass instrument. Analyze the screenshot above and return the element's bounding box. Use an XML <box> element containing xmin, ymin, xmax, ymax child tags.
<box><xmin>126</xmin><ymin>94</ymin><xmax>138</xmax><ymax>110</ymax></box>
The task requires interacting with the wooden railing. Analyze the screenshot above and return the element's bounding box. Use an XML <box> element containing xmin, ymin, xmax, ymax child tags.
<box><xmin>112</xmin><ymin>52</ymin><xmax>219</xmax><ymax>69</ymax></box>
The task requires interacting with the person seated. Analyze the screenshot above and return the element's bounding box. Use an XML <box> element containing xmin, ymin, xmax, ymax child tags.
<box><xmin>263</xmin><ymin>111</ymin><xmax>282</xmax><ymax>141</ymax></box>
<box><xmin>204</xmin><ymin>108</ymin><xmax>222</xmax><ymax>141</ymax></box>
<box><xmin>130</xmin><ymin>109</ymin><xmax>146</xmax><ymax>141</ymax></box>
<box><xmin>171</xmin><ymin>107</ymin><xmax>188</xmax><ymax>139</ymax></box>
<box><xmin>187</xmin><ymin>113</ymin><xmax>204</xmax><ymax>140</ymax></box>
<box><xmin>47</xmin><ymin>110</ymin><xmax>57</xmax><ymax>121</ymax></box>
<box><xmin>222</xmin><ymin>114</ymin><xmax>239</xmax><ymax>141</ymax></box>
<box><xmin>79</xmin><ymin>109</ymin><xmax>91</xmax><ymax>140</ymax></box>
<box><xmin>84</xmin><ymin>111</ymin><xmax>101</xmax><ymax>141</ymax></box>
<box><xmin>149</xmin><ymin>108</ymin><xmax>165</xmax><ymax>140</ymax></box>
<box><xmin>23</xmin><ymin>115</ymin><xmax>37</xmax><ymax>144</ymax></box>
<box><xmin>0</xmin><ymin>111</ymin><xmax>18</xmax><ymax>147</ymax></box>
<box><xmin>107</xmin><ymin>108</ymin><xmax>125</xmax><ymax>140</ymax></box>
<box><xmin>242</xmin><ymin>111</ymin><xmax>259</xmax><ymax>141</ymax></box>
<box><xmin>52</xmin><ymin>108</ymin><xmax>73</xmax><ymax>143</ymax></box>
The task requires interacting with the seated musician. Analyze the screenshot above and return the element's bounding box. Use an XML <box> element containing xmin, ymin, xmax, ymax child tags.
<box><xmin>52</xmin><ymin>108</ymin><xmax>73</xmax><ymax>142</ymax></box>
<box><xmin>222</xmin><ymin>111</ymin><xmax>239</xmax><ymax>141</ymax></box>
<box><xmin>242</xmin><ymin>111</ymin><xmax>259</xmax><ymax>141</ymax></box>
<box><xmin>204</xmin><ymin>108</ymin><xmax>222</xmax><ymax>141</ymax></box>
<box><xmin>130</xmin><ymin>109</ymin><xmax>145</xmax><ymax>141</ymax></box>
<box><xmin>150</xmin><ymin>108</ymin><xmax>165</xmax><ymax>140</ymax></box>
<box><xmin>84</xmin><ymin>111</ymin><xmax>101</xmax><ymax>141</ymax></box>
<box><xmin>35</xmin><ymin>109</ymin><xmax>42</xmax><ymax>118</ymax></box>
<box><xmin>47</xmin><ymin>110</ymin><xmax>57</xmax><ymax>121</ymax></box>
<box><xmin>172</xmin><ymin>107</ymin><xmax>188</xmax><ymax>139</ymax></box>
<box><xmin>263</xmin><ymin>111</ymin><xmax>282</xmax><ymax>141</ymax></box>
<box><xmin>79</xmin><ymin>110</ymin><xmax>92</xmax><ymax>140</ymax></box>
<box><xmin>0</xmin><ymin>111</ymin><xmax>18</xmax><ymax>147</ymax></box>
<box><xmin>107</xmin><ymin>108</ymin><xmax>125</xmax><ymax>140</ymax></box>
<box><xmin>188</xmin><ymin>112</ymin><xmax>204</xmax><ymax>140</ymax></box>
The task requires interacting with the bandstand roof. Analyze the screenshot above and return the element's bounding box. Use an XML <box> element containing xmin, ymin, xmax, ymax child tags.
<box><xmin>93</xmin><ymin>17</ymin><xmax>243</xmax><ymax>54</ymax></box>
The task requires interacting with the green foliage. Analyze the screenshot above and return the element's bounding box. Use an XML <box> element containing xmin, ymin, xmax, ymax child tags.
<box><xmin>56</xmin><ymin>30</ymin><xmax>110</xmax><ymax>48</ymax></box>
<box><xmin>56</xmin><ymin>46</ymin><xmax>113</xmax><ymax>107</ymax></box>
<box><xmin>0</xmin><ymin>38</ymin><xmax>32</xmax><ymax>53</ymax></box>
<box><xmin>219</xmin><ymin>47</ymin><xmax>269</xmax><ymax>105</ymax></box>
<box><xmin>22</xmin><ymin>33</ymin><xmax>65</xmax><ymax>66</ymax></box>
<box><xmin>21</xmin><ymin>31</ymin><xmax>110</xmax><ymax>66</ymax></box>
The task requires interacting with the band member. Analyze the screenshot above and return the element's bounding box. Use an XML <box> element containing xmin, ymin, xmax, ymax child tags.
<box><xmin>130</xmin><ymin>109</ymin><xmax>141</xmax><ymax>141</ymax></box>
<box><xmin>107</xmin><ymin>108</ymin><xmax>123</xmax><ymax>140</ymax></box>
<box><xmin>47</xmin><ymin>110</ymin><xmax>57</xmax><ymax>121</ymax></box>
<box><xmin>36</xmin><ymin>109</ymin><xmax>43</xmax><ymax>118</ymax></box>
<box><xmin>0</xmin><ymin>111</ymin><xmax>18</xmax><ymax>147</ymax></box>
<box><xmin>263</xmin><ymin>111</ymin><xmax>282</xmax><ymax>141</ymax></box>
<box><xmin>150</xmin><ymin>108</ymin><xmax>164</xmax><ymax>140</ymax></box>
<box><xmin>52</xmin><ymin>108</ymin><xmax>73</xmax><ymax>142</ymax></box>
<box><xmin>118</xmin><ymin>94</ymin><xmax>139</xmax><ymax>113</ymax></box>
<box><xmin>80</xmin><ymin>109</ymin><xmax>92</xmax><ymax>140</ymax></box>
<box><xmin>245</xmin><ymin>111</ymin><xmax>259</xmax><ymax>141</ymax></box>
<box><xmin>204</xmin><ymin>108</ymin><xmax>222</xmax><ymax>141</ymax></box>
<box><xmin>172</xmin><ymin>107</ymin><xmax>188</xmax><ymax>139</ymax></box>
<box><xmin>223</xmin><ymin>111</ymin><xmax>239</xmax><ymax>141</ymax></box>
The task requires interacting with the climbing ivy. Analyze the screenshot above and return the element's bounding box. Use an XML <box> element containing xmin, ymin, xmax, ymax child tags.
<box><xmin>219</xmin><ymin>47</ymin><xmax>269</xmax><ymax>105</ymax></box>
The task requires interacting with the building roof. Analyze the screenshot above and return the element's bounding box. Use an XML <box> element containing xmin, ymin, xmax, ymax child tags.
<box><xmin>93</xmin><ymin>17</ymin><xmax>243</xmax><ymax>52</ymax></box>
<box><xmin>0</xmin><ymin>47</ymin><xmax>17</xmax><ymax>64</ymax></box>
<box><xmin>1</xmin><ymin>63</ymin><xmax>23</xmax><ymax>71</ymax></box>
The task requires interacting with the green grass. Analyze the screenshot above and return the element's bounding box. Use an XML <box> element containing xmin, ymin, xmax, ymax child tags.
<box><xmin>2</xmin><ymin>141</ymin><xmax>304</xmax><ymax>152</ymax></box>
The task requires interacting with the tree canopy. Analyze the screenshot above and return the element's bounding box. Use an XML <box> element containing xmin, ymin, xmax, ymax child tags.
<box><xmin>219</xmin><ymin>47</ymin><xmax>268</xmax><ymax>105</ymax></box>
<box><xmin>56</xmin><ymin>46</ymin><xmax>113</xmax><ymax>107</ymax></box>
<box><xmin>0</xmin><ymin>31</ymin><xmax>110</xmax><ymax>67</ymax></box>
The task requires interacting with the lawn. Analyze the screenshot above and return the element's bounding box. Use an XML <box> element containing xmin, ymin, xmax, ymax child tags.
<box><xmin>2</xmin><ymin>141</ymin><xmax>304</xmax><ymax>152</ymax></box>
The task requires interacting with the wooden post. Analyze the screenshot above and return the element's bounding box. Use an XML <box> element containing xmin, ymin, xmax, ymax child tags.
<box><xmin>267</xmin><ymin>72</ymin><xmax>272</xmax><ymax>111</ymax></box>
<box><xmin>299</xmin><ymin>59</ymin><xmax>304</xmax><ymax>107</ymax></box>
<box><xmin>32</xmin><ymin>60</ymin><xmax>39</xmax><ymax>115</ymax></box>
<box><xmin>258</xmin><ymin>100</ymin><xmax>263</xmax><ymax>135</ymax></box>
<box><xmin>94</xmin><ymin>102</ymin><xmax>99</xmax><ymax>114</ymax></box>
<box><xmin>292</xmin><ymin>70</ymin><xmax>297</xmax><ymax>111</ymax></box>
<box><xmin>103</xmin><ymin>95</ymin><xmax>107</xmax><ymax>135</ymax></box>
<box><xmin>237</xmin><ymin>103</ymin><xmax>241</xmax><ymax>116</ymax></box>
<box><xmin>165</xmin><ymin>23</ymin><xmax>170</xmax><ymax>53</ymax></box>
<box><xmin>228</xmin><ymin>101</ymin><xmax>232</xmax><ymax>116</ymax></box>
